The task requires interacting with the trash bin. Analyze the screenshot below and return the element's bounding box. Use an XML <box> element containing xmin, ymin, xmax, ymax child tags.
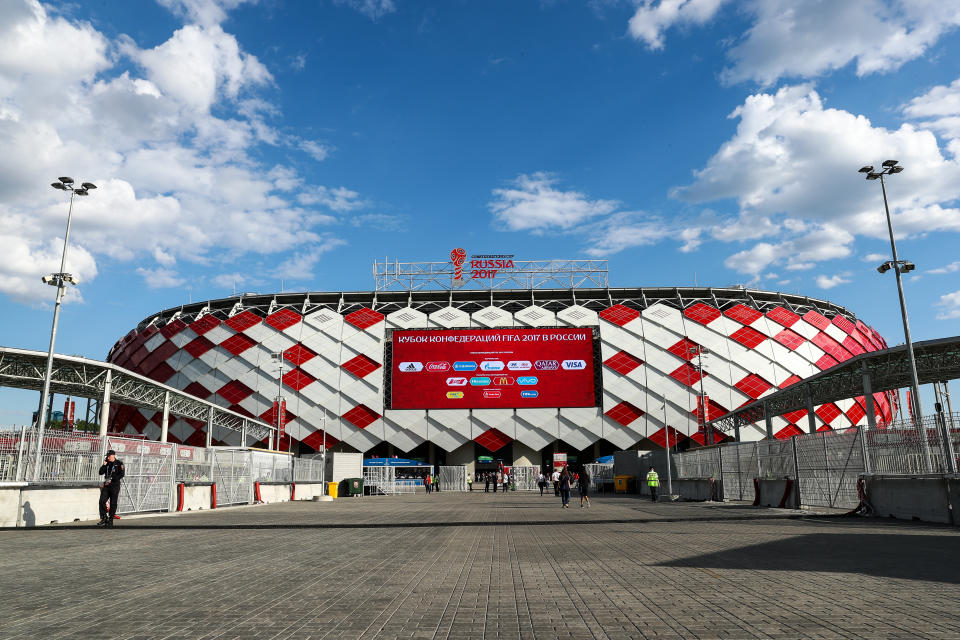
<box><xmin>614</xmin><ymin>475</ymin><xmax>632</xmax><ymax>494</ymax></box>
<box><xmin>327</xmin><ymin>481</ymin><xmax>339</xmax><ymax>499</ymax></box>
<box><xmin>346</xmin><ymin>477</ymin><xmax>364</xmax><ymax>496</ymax></box>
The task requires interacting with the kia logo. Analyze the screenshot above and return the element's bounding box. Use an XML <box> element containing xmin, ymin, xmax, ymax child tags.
<box><xmin>453</xmin><ymin>361</ymin><xmax>477</xmax><ymax>371</ymax></box>
<box><xmin>398</xmin><ymin>361</ymin><xmax>423</xmax><ymax>372</ymax></box>
<box><xmin>470</xmin><ymin>377</ymin><xmax>491</xmax><ymax>386</ymax></box>
<box><xmin>446</xmin><ymin>377</ymin><xmax>468</xmax><ymax>386</ymax></box>
<box><xmin>534</xmin><ymin>360</ymin><xmax>559</xmax><ymax>370</ymax></box>
<box><xmin>426</xmin><ymin>361</ymin><xmax>450</xmax><ymax>372</ymax></box>
<box><xmin>517</xmin><ymin>376</ymin><xmax>538</xmax><ymax>385</ymax></box>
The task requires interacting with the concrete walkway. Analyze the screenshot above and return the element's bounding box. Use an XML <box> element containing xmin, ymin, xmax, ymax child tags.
<box><xmin>1</xmin><ymin>492</ymin><xmax>958</xmax><ymax>639</ymax></box>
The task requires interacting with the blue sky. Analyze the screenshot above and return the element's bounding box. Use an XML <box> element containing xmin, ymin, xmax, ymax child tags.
<box><xmin>1</xmin><ymin>0</ymin><xmax>959</xmax><ymax>424</ymax></box>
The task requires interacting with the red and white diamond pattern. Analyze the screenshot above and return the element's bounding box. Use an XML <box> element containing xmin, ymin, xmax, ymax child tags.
<box><xmin>105</xmin><ymin>296</ymin><xmax>895</xmax><ymax>452</ymax></box>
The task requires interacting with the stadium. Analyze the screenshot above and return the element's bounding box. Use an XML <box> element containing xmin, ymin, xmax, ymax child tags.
<box><xmin>103</xmin><ymin>257</ymin><xmax>896</xmax><ymax>469</ymax></box>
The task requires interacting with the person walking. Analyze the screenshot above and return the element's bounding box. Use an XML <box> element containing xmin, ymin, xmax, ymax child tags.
<box><xmin>646</xmin><ymin>466</ymin><xmax>660</xmax><ymax>502</ymax></box>
<box><xmin>97</xmin><ymin>449</ymin><xmax>124</xmax><ymax>526</ymax></box>
<box><xmin>578</xmin><ymin>469</ymin><xmax>591</xmax><ymax>509</ymax></box>
<box><xmin>502</xmin><ymin>471</ymin><xmax>509</xmax><ymax>494</ymax></box>
<box><xmin>558</xmin><ymin>468</ymin><xmax>571</xmax><ymax>509</ymax></box>
<box><xmin>537</xmin><ymin>471</ymin><xmax>546</xmax><ymax>496</ymax></box>
<box><xmin>433</xmin><ymin>474</ymin><xmax>440</xmax><ymax>493</ymax></box>
<box><xmin>484</xmin><ymin>472</ymin><xmax>490</xmax><ymax>493</ymax></box>
<box><xmin>467</xmin><ymin>474</ymin><xmax>473</xmax><ymax>491</ymax></box>
<box><xmin>425</xmin><ymin>473</ymin><xmax>432</xmax><ymax>494</ymax></box>
<box><xmin>551</xmin><ymin>468</ymin><xmax>560</xmax><ymax>497</ymax></box>
<box><xmin>494</xmin><ymin>470</ymin><xmax>500</xmax><ymax>493</ymax></box>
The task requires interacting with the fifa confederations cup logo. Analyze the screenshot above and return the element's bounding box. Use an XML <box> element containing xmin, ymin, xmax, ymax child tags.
<box><xmin>450</xmin><ymin>248</ymin><xmax>466</xmax><ymax>282</ymax></box>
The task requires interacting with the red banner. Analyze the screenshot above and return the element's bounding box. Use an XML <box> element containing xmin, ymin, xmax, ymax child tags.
<box><xmin>391</xmin><ymin>327</ymin><xmax>596</xmax><ymax>410</ymax></box>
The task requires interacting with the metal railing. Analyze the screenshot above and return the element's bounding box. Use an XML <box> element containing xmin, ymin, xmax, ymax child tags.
<box><xmin>673</xmin><ymin>413</ymin><xmax>960</xmax><ymax>509</ymax></box>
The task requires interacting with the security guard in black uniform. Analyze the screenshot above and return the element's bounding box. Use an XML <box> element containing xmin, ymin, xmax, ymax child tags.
<box><xmin>98</xmin><ymin>450</ymin><xmax>124</xmax><ymax>526</ymax></box>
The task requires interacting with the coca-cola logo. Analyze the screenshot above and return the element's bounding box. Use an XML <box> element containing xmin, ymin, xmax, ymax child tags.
<box><xmin>425</xmin><ymin>361</ymin><xmax>450</xmax><ymax>372</ymax></box>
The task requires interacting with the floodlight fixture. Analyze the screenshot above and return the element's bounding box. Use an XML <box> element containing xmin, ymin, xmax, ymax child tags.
<box><xmin>41</xmin><ymin>274</ymin><xmax>57</xmax><ymax>285</ymax></box>
<box><xmin>58</xmin><ymin>176</ymin><xmax>74</xmax><ymax>185</ymax></box>
<box><xmin>901</xmin><ymin>261</ymin><xmax>915</xmax><ymax>273</ymax></box>
<box><xmin>866</xmin><ymin>172</ymin><xmax>880</xmax><ymax>180</ymax></box>
<box><xmin>877</xmin><ymin>262</ymin><xmax>892</xmax><ymax>274</ymax></box>
<box><xmin>889</xmin><ymin>166</ymin><xmax>904</xmax><ymax>174</ymax></box>
<box><xmin>882</xmin><ymin>159</ymin><xmax>899</xmax><ymax>167</ymax></box>
<box><xmin>80</xmin><ymin>182</ymin><xmax>97</xmax><ymax>190</ymax></box>
<box><xmin>51</xmin><ymin>182</ymin><xmax>66</xmax><ymax>190</ymax></box>
<box><xmin>858</xmin><ymin>166</ymin><xmax>874</xmax><ymax>173</ymax></box>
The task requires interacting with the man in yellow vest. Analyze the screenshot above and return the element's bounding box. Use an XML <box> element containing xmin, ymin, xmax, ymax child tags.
<box><xmin>646</xmin><ymin>466</ymin><xmax>660</xmax><ymax>502</ymax></box>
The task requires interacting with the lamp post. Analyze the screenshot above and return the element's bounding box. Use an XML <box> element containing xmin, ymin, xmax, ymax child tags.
<box><xmin>858</xmin><ymin>161</ymin><xmax>923</xmax><ymax>421</ymax></box>
<box><xmin>271</xmin><ymin>351</ymin><xmax>286</xmax><ymax>452</ymax></box>
<box><xmin>33</xmin><ymin>177</ymin><xmax>96</xmax><ymax>480</ymax></box>
<box><xmin>689</xmin><ymin>346</ymin><xmax>712</xmax><ymax>446</ymax></box>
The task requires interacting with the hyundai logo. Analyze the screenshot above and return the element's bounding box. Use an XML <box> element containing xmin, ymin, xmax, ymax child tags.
<box><xmin>507</xmin><ymin>360</ymin><xmax>532</xmax><ymax>370</ymax></box>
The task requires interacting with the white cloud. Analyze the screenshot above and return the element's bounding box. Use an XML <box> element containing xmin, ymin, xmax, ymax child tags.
<box><xmin>349</xmin><ymin>213</ymin><xmax>406</xmax><ymax>231</ymax></box>
<box><xmin>904</xmin><ymin>76</ymin><xmax>960</xmax><ymax>142</ymax></box>
<box><xmin>0</xmin><ymin>234</ymin><xmax>97</xmax><ymax>304</ymax></box>
<box><xmin>627</xmin><ymin>0</ymin><xmax>727</xmax><ymax>50</ymax></box>
<box><xmin>334</xmin><ymin>0</ymin><xmax>395</xmax><ymax>20</ymax></box>
<box><xmin>583</xmin><ymin>212</ymin><xmax>672</xmax><ymax>256</ymax></box>
<box><xmin>136</xmin><ymin>266</ymin><xmax>186</xmax><ymax>288</ymax></box>
<box><xmin>271</xmin><ymin>237</ymin><xmax>347</xmax><ymax>281</ymax></box>
<box><xmin>675</xmin><ymin>84</ymin><xmax>960</xmax><ymax>274</ymax></box>
<box><xmin>936</xmin><ymin>290</ymin><xmax>960</xmax><ymax>319</ymax></box>
<box><xmin>863</xmin><ymin>253</ymin><xmax>888</xmax><ymax>262</ymax></box>
<box><xmin>0</xmin><ymin>0</ymin><xmax>361</xmax><ymax>304</ymax></box>
<box><xmin>929</xmin><ymin>261</ymin><xmax>960</xmax><ymax>275</ymax></box>
<box><xmin>815</xmin><ymin>273</ymin><xmax>851</xmax><ymax>290</ymax></box>
<box><xmin>490</xmin><ymin>172</ymin><xmax>619</xmax><ymax>233</ymax></box>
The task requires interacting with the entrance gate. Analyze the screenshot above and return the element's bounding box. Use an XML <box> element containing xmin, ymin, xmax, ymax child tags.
<box><xmin>210</xmin><ymin>449</ymin><xmax>253</xmax><ymax>505</ymax></box>
<box><xmin>364</xmin><ymin>466</ymin><xmax>395</xmax><ymax>495</ymax></box>
<box><xmin>438</xmin><ymin>465</ymin><xmax>466</xmax><ymax>491</ymax></box>
<box><xmin>509</xmin><ymin>466</ymin><xmax>538</xmax><ymax>491</ymax></box>
<box><xmin>112</xmin><ymin>438</ymin><xmax>176</xmax><ymax>514</ymax></box>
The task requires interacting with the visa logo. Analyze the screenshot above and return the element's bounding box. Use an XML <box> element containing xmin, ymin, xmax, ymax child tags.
<box><xmin>398</xmin><ymin>361</ymin><xmax>423</xmax><ymax>372</ymax></box>
<box><xmin>479</xmin><ymin>360</ymin><xmax>505</xmax><ymax>371</ymax></box>
<box><xmin>517</xmin><ymin>376</ymin><xmax>538</xmax><ymax>385</ymax></box>
<box><xmin>507</xmin><ymin>360</ymin><xmax>532</xmax><ymax>370</ymax></box>
<box><xmin>469</xmin><ymin>377</ymin><xmax>491</xmax><ymax>386</ymax></box>
<box><xmin>453</xmin><ymin>361</ymin><xmax>477</xmax><ymax>371</ymax></box>
<box><xmin>520</xmin><ymin>390</ymin><xmax>539</xmax><ymax>398</ymax></box>
<box><xmin>445</xmin><ymin>377</ymin><xmax>468</xmax><ymax>386</ymax></box>
<box><xmin>446</xmin><ymin>391</ymin><xmax>464</xmax><ymax>399</ymax></box>
<box><xmin>562</xmin><ymin>359</ymin><xmax>586</xmax><ymax>370</ymax></box>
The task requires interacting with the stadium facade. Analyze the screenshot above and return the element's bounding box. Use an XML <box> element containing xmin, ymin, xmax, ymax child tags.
<box><xmin>105</xmin><ymin>285</ymin><xmax>896</xmax><ymax>468</ymax></box>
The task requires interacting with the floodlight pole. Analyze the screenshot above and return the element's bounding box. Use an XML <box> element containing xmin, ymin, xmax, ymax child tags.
<box><xmin>33</xmin><ymin>180</ymin><xmax>93</xmax><ymax>480</ymax></box>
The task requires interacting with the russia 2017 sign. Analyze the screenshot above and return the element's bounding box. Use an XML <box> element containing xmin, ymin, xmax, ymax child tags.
<box><xmin>390</xmin><ymin>327</ymin><xmax>597</xmax><ymax>410</ymax></box>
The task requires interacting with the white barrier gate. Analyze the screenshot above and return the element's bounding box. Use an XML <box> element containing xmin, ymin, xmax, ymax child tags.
<box><xmin>438</xmin><ymin>465</ymin><xmax>466</xmax><ymax>491</ymax></box>
<box><xmin>210</xmin><ymin>449</ymin><xmax>253</xmax><ymax>505</ymax></box>
<box><xmin>509</xmin><ymin>466</ymin><xmax>538</xmax><ymax>491</ymax></box>
<box><xmin>111</xmin><ymin>438</ymin><xmax>176</xmax><ymax>514</ymax></box>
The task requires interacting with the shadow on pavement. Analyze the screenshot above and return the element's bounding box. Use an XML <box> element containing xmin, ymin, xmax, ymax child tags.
<box><xmin>657</xmin><ymin>532</ymin><xmax>960</xmax><ymax>584</ymax></box>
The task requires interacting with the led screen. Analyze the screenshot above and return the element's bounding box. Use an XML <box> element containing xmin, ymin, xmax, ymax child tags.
<box><xmin>389</xmin><ymin>327</ymin><xmax>597</xmax><ymax>410</ymax></box>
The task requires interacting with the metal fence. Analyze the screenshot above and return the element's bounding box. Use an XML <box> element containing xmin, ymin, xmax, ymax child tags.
<box><xmin>673</xmin><ymin>413</ymin><xmax>960</xmax><ymax>509</ymax></box>
<box><xmin>583</xmin><ymin>463</ymin><xmax>614</xmax><ymax>493</ymax></box>
<box><xmin>507</xmin><ymin>465</ymin><xmax>538</xmax><ymax>491</ymax></box>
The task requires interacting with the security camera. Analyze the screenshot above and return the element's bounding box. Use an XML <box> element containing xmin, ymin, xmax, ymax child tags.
<box><xmin>41</xmin><ymin>274</ymin><xmax>57</xmax><ymax>285</ymax></box>
<box><xmin>900</xmin><ymin>261</ymin><xmax>915</xmax><ymax>273</ymax></box>
<box><xmin>877</xmin><ymin>262</ymin><xmax>892</xmax><ymax>274</ymax></box>
<box><xmin>63</xmin><ymin>273</ymin><xmax>79</xmax><ymax>285</ymax></box>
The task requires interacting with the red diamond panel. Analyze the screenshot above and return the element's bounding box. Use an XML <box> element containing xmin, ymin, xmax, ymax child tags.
<box><xmin>160</xmin><ymin>318</ymin><xmax>187</xmax><ymax>339</ymax></box>
<box><xmin>846</xmin><ymin>402</ymin><xmax>866</xmax><ymax>425</ymax></box>
<box><xmin>603</xmin><ymin>350</ymin><xmax>643</xmax><ymax>375</ymax></box>
<box><xmin>183</xmin><ymin>381</ymin><xmax>212</xmax><ymax>399</ymax></box>
<box><xmin>599</xmin><ymin>304</ymin><xmax>640</xmax><ymax>327</ymax></box>
<box><xmin>842</xmin><ymin>336</ymin><xmax>865</xmax><ymax>356</ymax></box>
<box><xmin>783</xmin><ymin>409</ymin><xmax>807</xmax><ymax>423</ymax></box>
<box><xmin>689</xmin><ymin>427</ymin><xmax>729</xmax><ymax>446</ymax></box>
<box><xmin>605</xmin><ymin>401</ymin><xmax>644</xmax><ymax>426</ymax></box>
<box><xmin>832</xmin><ymin>314</ymin><xmax>855</xmax><ymax>334</ymax></box>
<box><xmin>730</xmin><ymin>326</ymin><xmax>767</xmax><ymax>349</ymax></box>
<box><xmin>668</xmin><ymin>338</ymin><xmax>701</xmax><ymax>362</ymax></box>
<box><xmin>812</xmin><ymin>333</ymin><xmax>851</xmax><ymax>362</ymax></box>
<box><xmin>265</xmin><ymin>308</ymin><xmax>301</xmax><ymax>331</ymax></box>
<box><xmin>773</xmin><ymin>328</ymin><xmax>805</xmax><ymax>350</ymax></box>
<box><xmin>342</xmin><ymin>404</ymin><xmax>381</xmax><ymax>429</ymax></box>
<box><xmin>225</xmin><ymin>310</ymin><xmax>262</xmax><ymax>332</ymax></box>
<box><xmin>669</xmin><ymin>363</ymin><xmax>704</xmax><ymax>387</ymax></box>
<box><xmin>146</xmin><ymin>361</ymin><xmax>176</xmax><ymax>384</ymax></box>
<box><xmin>301</xmin><ymin>430</ymin><xmax>339</xmax><ymax>451</ymax></box>
<box><xmin>683</xmin><ymin>303</ymin><xmax>721</xmax><ymax>325</ymax></box>
<box><xmin>282</xmin><ymin>368</ymin><xmax>316</xmax><ymax>391</ymax></box>
<box><xmin>474</xmin><ymin>427</ymin><xmax>513</xmax><ymax>452</ymax></box>
<box><xmin>815</xmin><ymin>354</ymin><xmax>839</xmax><ymax>370</ymax></box>
<box><xmin>344</xmin><ymin>307</ymin><xmax>385</xmax><ymax>330</ymax></box>
<box><xmin>260</xmin><ymin>404</ymin><xmax>298</xmax><ymax>426</ymax></box>
<box><xmin>815</xmin><ymin>402</ymin><xmax>842</xmax><ymax>424</ymax></box>
<box><xmin>184</xmin><ymin>336</ymin><xmax>215</xmax><ymax>359</ymax></box>
<box><xmin>817</xmin><ymin>425</ymin><xmax>834</xmax><ymax>432</ymax></box>
<box><xmin>766</xmin><ymin>306</ymin><xmax>800</xmax><ymax>327</ymax></box>
<box><xmin>849</xmin><ymin>329</ymin><xmax>872</xmax><ymax>351</ymax></box>
<box><xmin>803</xmin><ymin>310</ymin><xmax>830</xmax><ymax>331</ymax></box>
<box><xmin>735</xmin><ymin>373</ymin><xmax>772</xmax><ymax>399</ymax></box>
<box><xmin>647</xmin><ymin>425</ymin><xmax>687</xmax><ymax>448</ymax></box>
<box><xmin>190</xmin><ymin>314</ymin><xmax>222</xmax><ymax>335</ymax></box>
<box><xmin>217</xmin><ymin>380</ymin><xmax>254</xmax><ymax>404</ymax></box>
<box><xmin>128</xmin><ymin>409</ymin><xmax>148</xmax><ymax>434</ymax></box>
<box><xmin>775</xmin><ymin>424</ymin><xmax>804</xmax><ymax>440</ymax></box>
<box><xmin>136</xmin><ymin>340</ymin><xmax>178</xmax><ymax>375</ymax></box>
<box><xmin>220</xmin><ymin>332</ymin><xmax>258</xmax><ymax>356</ymax></box>
<box><xmin>780</xmin><ymin>375</ymin><xmax>802</xmax><ymax>389</ymax></box>
<box><xmin>724</xmin><ymin>303</ymin><xmax>763</xmax><ymax>325</ymax></box>
<box><xmin>691</xmin><ymin>398</ymin><xmax>728</xmax><ymax>422</ymax></box>
<box><xmin>341</xmin><ymin>353</ymin><xmax>382</xmax><ymax>378</ymax></box>
<box><xmin>284</xmin><ymin>343</ymin><xmax>318</xmax><ymax>366</ymax></box>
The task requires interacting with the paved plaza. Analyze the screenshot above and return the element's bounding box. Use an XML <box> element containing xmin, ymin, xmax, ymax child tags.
<box><xmin>1</xmin><ymin>492</ymin><xmax>958</xmax><ymax>639</ymax></box>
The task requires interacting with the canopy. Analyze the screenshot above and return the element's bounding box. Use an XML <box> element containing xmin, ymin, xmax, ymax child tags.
<box><xmin>593</xmin><ymin>455</ymin><xmax>614</xmax><ymax>464</ymax></box>
<box><xmin>363</xmin><ymin>457</ymin><xmax>431</xmax><ymax>467</ymax></box>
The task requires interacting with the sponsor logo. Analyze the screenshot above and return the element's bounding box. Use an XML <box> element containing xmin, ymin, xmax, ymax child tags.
<box><xmin>479</xmin><ymin>360</ymin><xmax>505</xmax><ymax>371</ymax></box>
<box><xmin>483</xmin><ymin>389</ymin><xmax>502</xmax><ymax>399</ymax></box>
<box><xmin>469</xmin><ymin>377</ymin><xmax>491</xmax><ymax>386</ymax></box>
<box><xmin>453</xmin><ymin>361</ymin><xmax>477</xmax><ymax>371</ymax></box>
<box><xmin>517</xmin><ymin>376</ymin><xmax>538</xmax><ymax>385</ymax></box>
<box><xmin>425</xmin><ymin>361</ymin><xmax>450</xmax><ymax>372</ymax></box>
<box><xmin>450</xmin><ymin>248</ymin><xmax>466</xmax><ymax>283</ymax></box>
<box><xmin>520</xmin><ymin>390</ymin><xmax>539</xmax><ymax>398</ymax></box>
<box><xmin>398</xmin><ymin>361</ymin><xmax>423</xmax><ymax>372</ymax></box>
<box><xmin>561</xmin><ymin>359</ymin><xmax>587</xmax><ymax>370</ymax></box>
<box><xmin>534</xmin><ymin>359</ymin><xmax>559</xmax><ymax>370</ymax></box>
<box><xmin>507</xmin><ymin>360</ymin><xmax>532</xmax><ymax>370</ymax></box>
<box><xmin>446</xmin><ymin>391</ymin><xmax>464</xmax><ymax>399</ymax></box>
<box><xmin>445</xmin><ymin>377</ymin><xmax>468</xmax><ymax>386</ymax></box>
<box><xmin>492</xmin><ymin>376</ymin><xmax>514</xmax><ymax>386</ymax></box>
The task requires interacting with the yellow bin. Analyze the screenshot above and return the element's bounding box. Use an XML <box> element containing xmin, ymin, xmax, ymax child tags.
<box><xmin>614</xmin><ymin>475</ymin><xmax>631</xmax><ymax>494</ymax></box>
<box><xmin>327</xmin><ymin>481</ymin><xmax>339</xmax><ymax>499</ymax></box>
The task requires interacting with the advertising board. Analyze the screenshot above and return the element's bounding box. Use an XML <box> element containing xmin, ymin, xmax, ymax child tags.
<box><xmin>390</xmin><ymin>327</ymin><xmax>597</xmax><ymax>410</ymax></box>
